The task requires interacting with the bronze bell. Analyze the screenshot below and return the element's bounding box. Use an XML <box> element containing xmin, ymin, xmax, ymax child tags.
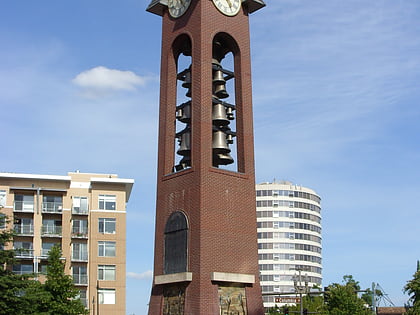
<box><xmin>212</xmin><ymin>59</ymin><xmax>229</xmax><ymax>99</ymax></box>
<box><xmin>212</xmin><ymin>129</ymin><xmax>230</xmax><ymax>154</ymax></box>
<box><xmin>214</xmin><ymin>152</ymin><xmax>234</xmax><ymax>166</ymax></box>
<box><xmin>212</xmin><ymin>103</ymin><xmax>229</xmax><ymax>126</ymax></box>
<box><xmin>179</xmin><ymin>102</ymin><xmax>191</xmax><ymax>123</ymax></box>
<box><xmin>179</xmin><ymin>155</ymin><xmax>191</xmax><ymax>167</ymax></box>
<box><xmin>182</xmin><ymin>69</ymin><xmax>192</xmax><ymax>97</ymax></box>
<box><xmin>182</xmin><ymin>69</ymin><xmax>191</xmax><ymax>88</ymax></box>
<box><xmin>176</xmin><ymin>128</ymin><xmax>191</xmax><ymax>156</ymax></box>
<box><xmin>226</xmin><ymin>106</ymin><xmax>234</xmax><ymax>120</ymax></box>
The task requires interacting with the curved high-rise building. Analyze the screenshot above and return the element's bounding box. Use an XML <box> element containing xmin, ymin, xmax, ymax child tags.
<box><xmin>256</xmin><ymin>181</ymin><xmax>322</xmax><ymax>309</ymax></box>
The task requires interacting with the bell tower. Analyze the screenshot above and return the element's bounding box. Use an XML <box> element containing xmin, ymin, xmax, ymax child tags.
<box><xmin>146</xmin><ymin>0</ymin><xmax>265</xmax><ymax>314</ymax></box>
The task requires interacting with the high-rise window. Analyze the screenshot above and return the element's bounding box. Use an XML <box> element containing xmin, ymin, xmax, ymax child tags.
<box><xmin>73</xmin><ymin>265</ymin><xmax>88</xmax><ymax>285</ymax></box>
<box><xmin>98</xmin><ymin>241</ymin><xmax>116</xmax><ymax>257</ymax></box>
<box><xmin>72</xmin><ymin>242</ymin><xmax>88</xmax><ymax>261</ymax></box>
<box><xmin>73</xmin><ymin>196</ymin><xmax>89</xmax><ymax>214</ymax></box>
<box><xmin>98</xmin><ymin>218</ymin><xmax>116</xmax><ymax>234</ymax></box>
<box><xmin>0</xmin><ymin>190</ymin><xmax>6</xmax><ymax>207</ymax></box>
<box><xmin>72</xmin><ymin>220</ymin><xmax>88</xmax><ymax>236</ymax></box>
<box><xmin>14</xmin><ymin>194</ymin><xmax>34</xmax><ymax>212</ymax></box>
<box><xmin>42</xmin><ymin>195</ymin><xmax>63</xmax><ymax>213</ymax></box>
<box><xmin>98</xmin><ymin>195</ymin><xmax>116</xmax><ymax>210</ymax></box>
<box><xmin>98</xmin><ymin>289</ymin><xmax>116</xmax><ymax>304</ymax></box>
<box><xmin>98</xmin><ymin>265</ymin><xmax>116</xmax><ymax>281</ymax></box>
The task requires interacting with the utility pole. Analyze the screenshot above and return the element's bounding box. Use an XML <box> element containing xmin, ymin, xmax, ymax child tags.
<box><xmin>293</xmin><ymin>269</ymin><xmax>310</xmax><ymax>315</ymax></box>
<box><xmin>372</xmin><ymin>282</ymin><xmax>376</xmax><ymax>315</ymax></box>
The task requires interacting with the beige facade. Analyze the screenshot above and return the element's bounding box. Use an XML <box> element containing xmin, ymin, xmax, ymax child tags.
<box><xmin>0</xmin><ymin>171</ymin><xmax>134</xmax><ymax>315</ymax></box>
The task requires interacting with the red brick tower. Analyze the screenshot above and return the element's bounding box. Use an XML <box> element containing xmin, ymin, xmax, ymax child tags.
<box><xmin>146</xmin><ymin>0</ymin><xmax>265</xmax><ymax>314</ymax></box>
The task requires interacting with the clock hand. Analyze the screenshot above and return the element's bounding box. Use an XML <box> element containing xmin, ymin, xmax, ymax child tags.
<box><xmin>226</xmin><ymin>0</ymin><xmax>233</xmax><ymax>8</ymax></box>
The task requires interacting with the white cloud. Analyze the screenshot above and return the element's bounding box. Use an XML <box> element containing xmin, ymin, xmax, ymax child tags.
<box><xmin>127</xmin><ymin>270</ymin><xmax>153</xmax><ymax>280</ymax></box>
<box><xmin>72</xmin><ymin>66</ymin><xmax>147</xmax><ymax>98</ymax></box>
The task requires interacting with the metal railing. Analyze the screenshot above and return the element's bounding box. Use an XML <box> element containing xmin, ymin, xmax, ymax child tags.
<box><xmin>14</xmin><ymin>224</ymin><xmax>34</xmax><ymax>235</ymax></box>
<box><xmin>73</xmin><ymin>274</ymin><xmax>88</xmax><ymax>285</ymax></box>
<box><xmin>13</xmin><ymin>201</ymin><xmax>34</xmax><ymax>212</ymax></box>
<box><xmin>41</xmin><ymin>225</ymin><xmax>62</xmax><ymax>236</ymax></box>
<box><xmin>72</xmin><ymin>207</ymin><xmax>89</xmax><ymax>215</ymax></box>
<box><xmin>14</xmin><ymin>248</ymin><xmax>34</xmax><ymax>258</ymax></box>
<box><xmin>42</xmin><ymin>202</ymin><xmax>63</xmax><ymax>214</ymax></box>
<box><xmin>72</xmin><ymin>252</ymin><xmax>88</xmax><ymax>262</ymax></box>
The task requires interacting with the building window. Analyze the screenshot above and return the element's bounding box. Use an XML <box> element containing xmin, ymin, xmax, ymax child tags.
<box><xmin>98</xmin><ymin>265</ymin><xmax>116</xmax><ymax>281</ymax></box>
<box><xmin>42</xmin><ymin>219</ymin><xmax>62</xmax><ymax>236</ymax></box>
<box><xmin>0</xmin><ymin>214</ymin><xmax>5</xmax><ymax>229</ymax></box>
<box><xmin>164</xmin><ymin>211</ymin><xmax>188</xmax><ymax>274</ymax></box>
<box><xmin>42</xmin><ymin>195</ymin><xmax>63</xmax><ymax>213</ymax></box>
<box><xmin>72</xmin><ymin>220</ymin><xmax>88</xmax><ymax>237</ymax></box>
<box><xmin>73</xmin><ymin>196</ymin><xmax>89</xmax><ymax>214</ymax></box>
<box><xmin>98</xmin><ymin>195</ymin><xmax>116</xmax><ymax>210</ymax></box>
<box><xmin>12</xmin><ymin>264</ymin><xmax>33</xmax><ymax>275</ymax></box>
<box><xmin>98</xmin><ymin>289</ymin><xmax>116</xmax><ymax>304</ymax></box>
<box><xmin>42</xmin><ymin>242</ymin><xmax>59</xmax><ymax>257</ymax></box>
<box><xmin>0</xmin><ymin>190</ymin><xmax>6</xmax><ymax>207</ymax></box>
<box><xmin>72</xmin><ymin>243</ymin><xmax>88</xmax><ymax>261</ymax></box>
<box><xmin>73</xmin><ymin>265</ymin><xmax>88</xmax><ymax>285</ymax></box>
<box><xmin>78</xmin><ymin>289</ymin><xmax>88</xmax><ymax>307</ymax></box>
<box><xmin>98</xmin><ymin>218</ymin><xmax>116</xmax><ymax>234</ymax></box>
<box><xmin>98</xmin><ymin>241</ymin><xmax>116</xmax><ymax>257</ymax></box>
<box><xmin>14</xmin><ymin>194</ymin><xmax>34</xmax><ymax>212</ymax></box>
<box><xmin>14</xmin><ymin>218</ymin><xmax>34</xmax><ymax>235</ymax></box>
<box><xmin>14</xmin><ymin>241</ymin><xmax>33</xmax><ymax>258</ymax></box>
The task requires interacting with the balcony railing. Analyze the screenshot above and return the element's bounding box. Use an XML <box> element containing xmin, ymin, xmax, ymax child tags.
<box><xmin>14</xmin><ymin>248</ymin><xmax>34</xmax><ymax>258</ymax></box>
<box><xmin>13</xmin><ymin>201</ymin><xmax>34</xmax><ymax>212</ymax></box>
<box><xmin>72</xmin><ymin>227</ymin><xmax>88</xmax><ymax>238</ymax></box>
<box><xmin>42</xmin><ymin>202</ymin><xmax>63</xmax><ymax>214</ymax></box>
<box><xmin>72</xmin><ymin>252</ymin><xmax>88</xmax><ymax>262</ymax></box>
<box><xmin>41</xmin><ymin>225</ymin><xmax>62</xmax><ymax>237</ymax></box>
<box><xmin>73</xmin><ymin>274</ymin><xmax>88</xmax><ymax>285</ymax></box>
<box><xmin>14</xmin><ymin>224</ymin><xmax>34</xmax><ymax>236</ymax></box>
<box><xmin>72</xmin><ymin>208</ymin><xmax>89</xmax><ymax>215</ymax></box>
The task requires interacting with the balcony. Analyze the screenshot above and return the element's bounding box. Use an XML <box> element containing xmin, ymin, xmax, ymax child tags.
<box><xmin>72</xmin><ymin>227</ymin><xmax>88</xmax><ymax>239</ymax></box>
<box><xmin>41</xmin><ymin>225</ymin><xmax>62</xmax><ymax>237</ymax></box>
<box><xmin>42</xmin><ymin>202</ymin><xmax>63</xmax><ymax>214</ymax></box>
<box><xmin>73</xmin><ymin>274</ymin><xmax>88</xmax><ymax>285</ymax></box>
<box><xmin>14</xmin><ymin>248</ymin><xmax>34</xmax><ymax>259</ymax></box>
<box><xmin>72</xmin><ymin>207</ymin><xmax>89</xmax><ymax>215</ymax></box>
<box><xmin>72</xmin><ymin>252</ymin><xmax>88</xmax><ymax>262</ymax></box>
<box><xmin>13</xmin><ymin>201</ymin><xmax>34</xmax><ymax>213</ymax></box>
<box><xmin>14</xmin><ymin>224</ymin><xmax>34</xmax><ymax>236</ymax></box>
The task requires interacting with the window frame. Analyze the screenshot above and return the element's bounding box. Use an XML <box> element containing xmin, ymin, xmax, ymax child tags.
<box><xmin>98</xmin><ymin>218</ymin><xmax>116</xmax><ymax>234</ymax></box>
<box><xmin>98</xmin><ymin>289</ymin><xmax>116</xmax><ymax>304</ymax></box>
<box><xmin>98</xmin><ymin>241</ymin><xmax>116</xmax><ymax>257</ymax></box>
<box><xmin>98</xmin><ymin>195</ymin><xmax>116</xmax><ymax>210</ymax></box>
<box><xmin>98</xmin><ymin>265</ymin><xmax>116</xmax><ymax>281</ymax></box>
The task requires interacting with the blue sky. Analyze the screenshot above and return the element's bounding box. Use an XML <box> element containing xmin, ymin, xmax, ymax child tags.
<box><xmin>1</xmin><ymin>0</ymin><xmax>419</xmax><ymax>314</ymax></box>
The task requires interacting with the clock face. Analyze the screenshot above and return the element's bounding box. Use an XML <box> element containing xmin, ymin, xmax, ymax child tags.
<box><xmin>212</xmin><ymin>0</ymin><xmax>241</xmax><ymax>16</ymax></box>
<box><xmin>168</xmin><ymin>0</ymin><xmax>191</xmax><ymax>18</ymax></box>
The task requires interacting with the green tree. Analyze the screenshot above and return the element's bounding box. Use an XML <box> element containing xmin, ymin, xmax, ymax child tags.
<box><xmin>403</xmin><ymin>262</ymin><xmax>420</xmax><ymax>315</ymax></box>
<box><xmin>0</xmin><ymin>213</ymin><xmax>49</xmax><ymax>315</ymax></box>
<box><xmin>325</xmin><ymin>275</ymin><xmax>371</xmax><ymax>315</ymax></box>
<box><xmin>43</xmin><ymin>245</ymin><xmax>88</xmax><ymax>315</ymax></box>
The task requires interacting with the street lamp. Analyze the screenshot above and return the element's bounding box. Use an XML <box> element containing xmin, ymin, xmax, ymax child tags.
<box><xmin>293</xmin><ymin>269</ymin><xmax>310</xmax><ymax>315</ymax></box>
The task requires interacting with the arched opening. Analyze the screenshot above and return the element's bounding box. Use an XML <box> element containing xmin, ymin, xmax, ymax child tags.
<box><xmin>164</xmin><ymin>211</ymin><xmax>189</xmax><ymax>274</ymax></box>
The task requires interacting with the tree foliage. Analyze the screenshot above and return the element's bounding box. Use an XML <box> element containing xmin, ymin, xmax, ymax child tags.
<box><xmin>0</xmin><ymin>213</ymin><xmax>49</xmax><ymax>315</ymax></box>
<box><xmin>0</xmin><ymin>212</ymin><xmax>87</xmax><ymax>315</ymax></box>
<box><xmin>404</xmin><ymin>263</ymin><xmax>420</xmax><ymax>315</ymax></box>
<box><xmin>43</xmin><ymin>245</ymin><xmax>88</xmax><ymax>315</ymax></box>
<box><xmin>325</xmin><ymin>275</ymin><xmax>371</xmax><ymax>315</ymax></box>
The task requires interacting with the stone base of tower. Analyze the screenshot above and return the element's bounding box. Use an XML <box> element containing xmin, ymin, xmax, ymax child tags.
<box><xmin>148</xmin><ymin>272</ymin><xmax>264</xmax><ymax>315</ymax></box>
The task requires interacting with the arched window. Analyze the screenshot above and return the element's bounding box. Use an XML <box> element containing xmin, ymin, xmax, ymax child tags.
<box><xmin>164</xmin><ymin>211</ymin><xmax>188</xmax><ymax>274</ymax></box>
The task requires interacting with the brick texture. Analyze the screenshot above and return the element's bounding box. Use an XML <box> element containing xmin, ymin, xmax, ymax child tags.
<box><xmin>148</xmin><ymin>1</ymin><xmax>264</xmax><ymax>314</ymax></box>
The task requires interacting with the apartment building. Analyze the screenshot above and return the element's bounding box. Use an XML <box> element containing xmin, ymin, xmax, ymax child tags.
<box><xmin>256</xmin><ymin>181</ymin><xmax>322</xmax><ymax>310</ymax></box>
<box><xmin>0</xmin><ymin>171</ymin><xmax>134</xmax><ymax>315</ymax></box>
